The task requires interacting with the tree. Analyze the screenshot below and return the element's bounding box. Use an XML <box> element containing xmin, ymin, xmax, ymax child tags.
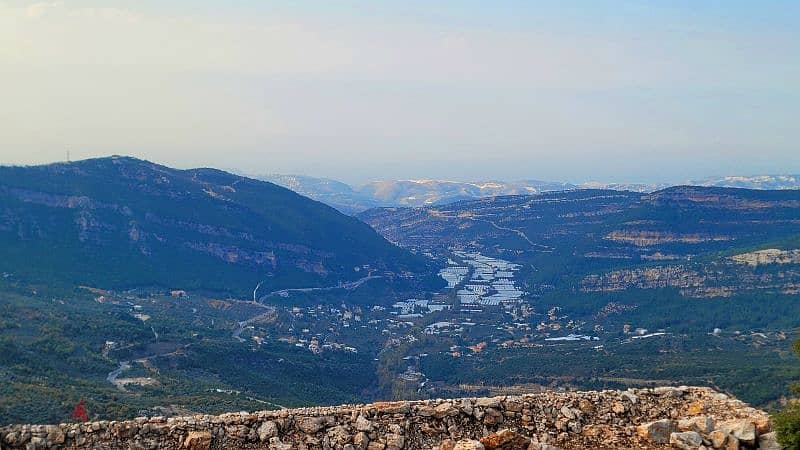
<box><xmin>774</xmin><ymin>337</ymin><xmax>800</xmax><ymax>449</ymax></box>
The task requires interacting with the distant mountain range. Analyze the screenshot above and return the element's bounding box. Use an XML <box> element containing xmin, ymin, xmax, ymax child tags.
<box><xmin>258</xmin><ymin>174</ymin><xmax>800</xmax><ymax>213</ymax></box>
<box><xmin>691</xmin><ymin>175</ymin><xmax>800</xmax><ymax>190</ymax></box>
<box><xmin>0</xmin><ymin>157</ymin><xmax>434</xmax><ymax>295</ymax></box>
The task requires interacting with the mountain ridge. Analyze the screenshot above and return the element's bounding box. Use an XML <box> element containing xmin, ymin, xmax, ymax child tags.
<box><xmin>258</xmin><ymin>173</ymin><xmax>800</xmax><ymax>214</ymax></box>
<box><xmin>0</xmin><ymin>156</ymin><xmax>435</xmax><ymax>295</ymax></box>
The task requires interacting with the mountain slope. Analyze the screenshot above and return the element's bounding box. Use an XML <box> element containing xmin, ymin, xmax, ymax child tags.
<box><xmin>0</xmin><ymin>156</ymin><xmax>431</xmax><ymax>294</ymax></box>
<box><xmin>360</xmin><ymin>186</ymin><xmax>800</xmax><ymax>252</ymax></box>
<box><xmin>259</xmin><ymin>174</ymin><xmax>381</xmax><ymax>214</ymax></box>
<box><xmin>359</xmin><ymin>186</ymin><xmax>800</xmax><ymax>296</ymax></box>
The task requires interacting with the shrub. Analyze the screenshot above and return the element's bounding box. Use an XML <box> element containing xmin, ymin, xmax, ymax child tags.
<box><xmin>775</xmin><ymin>337</ymin><xmax>800</xmax><ymax>449</ymax></box>
<box><xmin>775</xmin><ymin>401</ymin><xmax>800</xmax><ymax>450</ymax></box>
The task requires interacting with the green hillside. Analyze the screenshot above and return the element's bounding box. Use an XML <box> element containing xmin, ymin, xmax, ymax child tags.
<box><xmin>0</xmin><ymin>156</ymin><xmax>435</xmax><ymax>295</ymax></box>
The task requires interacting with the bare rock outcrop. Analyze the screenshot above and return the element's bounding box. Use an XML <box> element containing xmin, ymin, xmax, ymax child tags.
<box><xmin>0</xmin><ymin>387</ymin><xmax>775</xmax><ymax>449</ymax></box>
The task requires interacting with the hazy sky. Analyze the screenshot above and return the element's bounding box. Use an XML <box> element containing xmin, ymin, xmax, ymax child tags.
<box><xmin>1</xmin><ymin>1</ymin><xmax>799</xmax><ymax>184</ymax></box>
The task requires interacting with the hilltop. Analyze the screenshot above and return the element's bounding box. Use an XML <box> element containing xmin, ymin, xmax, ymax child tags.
<box><xmin>0</xmin><ymin>157</ymin><xmax>443</xmax><ymax>424</ymax></box>
<box><xmin>0</xmin><ymin>156</ymin><xmax>437</xmax><ymax>295</ymax></box>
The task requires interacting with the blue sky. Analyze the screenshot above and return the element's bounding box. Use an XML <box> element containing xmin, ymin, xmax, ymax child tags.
<box><xmin>1</xmin><ymin>1</ymin><xmax>798</xmax><ymax>183</ymax></box>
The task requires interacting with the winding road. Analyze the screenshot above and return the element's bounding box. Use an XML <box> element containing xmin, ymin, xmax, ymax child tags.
<box><xmin>106</xmin><ymin>345</ymin><xmax>187</xmax><ymax>391</ymax></box>
<box><xmin>474</xmin><ymin>217</ymin><xmax>553</xmax><ymax>251</ymax></box>
<box><xmin>233</xmin><ymin>274</ymin><xmax>382</xmax><ymax>342</ymax></box>
<box><xmin>106</xmin><ymin>361</ymin><xmax>132</xmax><ymax>388</ymax></box>
<box><xmin>232</xmin><ymin>309</ymin><xmax>276</xmax><ymax>342</ymax></box>
<box><xmin>108</xmin><ymin>274</ymin><xmax>382</xmax><ymax>394</ymax></box>
<box><xmin>432</xmin><ymin>210</ymin><xmax>552</xmax><ymax>251</ymax></box>
<box><xmin>257</xmin><ymin>275</ymin><xmax>383</xmax><ymax>301</ymax></box>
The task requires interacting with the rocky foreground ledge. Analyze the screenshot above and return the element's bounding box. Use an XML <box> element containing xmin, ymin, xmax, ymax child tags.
<box><xmin>0</xmin><ymin>387</ymin><xmax>779</xmax><ymax>450</ymax></box>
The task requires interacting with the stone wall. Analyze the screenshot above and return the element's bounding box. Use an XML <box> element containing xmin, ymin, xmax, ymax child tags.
<box><xmin>0</xmin><ymin>387</ymin><xmax>778</xmax><ymax>450</ymax></box>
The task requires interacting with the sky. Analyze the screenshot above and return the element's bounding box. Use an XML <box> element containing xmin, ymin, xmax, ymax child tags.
<box><xmin>1</xmin><ymin>1</ymin><xmax>799</xmax><ymax>184</ymax></box>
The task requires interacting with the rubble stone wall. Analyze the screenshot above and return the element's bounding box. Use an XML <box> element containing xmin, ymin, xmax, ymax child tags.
<box><xmin>0</xmin><ymin>387</ymin><xmax>777</xmax><ymax>450</ymax></box>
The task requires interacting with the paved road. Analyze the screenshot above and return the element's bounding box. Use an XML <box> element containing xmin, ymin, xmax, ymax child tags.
<box><xmin>106</xmin><ymin>345</ymin><xmax>187</xmax><ymax>390</ymax></box>
<box><xmin>258</xmin><ymin>275</ymin><xmax>382</xmax><ymax>301</ymax></box>
<box><xmin>232</xmin><ymin>309</ymin><xmax>276</xmax><ymax>342</ymax></box>
<box><xmin>432</xmin><ymin>211</ymin><xmax>551</xmax><ymax>251</ymax></box>
<box><xmin>106</xmin><ymin>361</ymin><xmax>132</xmax><ymax>389</ymax></box>
<box><xmin>234</xmin><ymin>275</ymin><xmax>382</xmax><ymax>342</ymax></box>
<box><xmin>475</xmin><ymin>217</ymin><xmax>552</xmax><ymax>251</ymax></box>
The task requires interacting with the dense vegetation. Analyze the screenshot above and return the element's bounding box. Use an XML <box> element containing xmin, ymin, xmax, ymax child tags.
<box><xmin>775</xmin><ymin>337</ymin><xmax>800</xmax><ymax>449</ymax></box>
<box><xmin>361</xmin><ymin>187</ymin><xmax>800</xmax><ymax>408</ymax></box>
<box><xmin>0</xmin><ymin>277</ymin><xmax>381</xmax><ymax>424</ymax></box>
<box><xmin>0</xmin><ymin>156</ymin><xmax>436</xmax><ymax>296</ymax></box>
<box><xmin>3</xmin><ymin>164</ymin><xmax>800</xmax><ymax>425</ymax></box>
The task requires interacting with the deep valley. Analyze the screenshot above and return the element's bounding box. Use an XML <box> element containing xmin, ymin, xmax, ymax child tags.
<box><xmin>1</xmin><ymin>160</ymin><xmax>800</xmax><ymax>426</ymax></box>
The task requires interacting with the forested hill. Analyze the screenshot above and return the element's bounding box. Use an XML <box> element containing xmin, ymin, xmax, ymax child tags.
<box><xmin>359</xmin><ymin>186</ymin><xmax>800</xmax><ymax>258</ymax></box>
<box><xmin>0</xmin><ymin>156</ymin><xmax>434</xmax><ymax>294</ymax></box>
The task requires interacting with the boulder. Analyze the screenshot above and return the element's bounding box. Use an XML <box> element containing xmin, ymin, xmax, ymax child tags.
<box><xmin>183</xmin><ymin>431</ymin><xmax>212</xmax><ymax>450</ymax></box>
<box><xmin>678</xmin><ymin>416</ymin><xmax>715</xmax><ymax>434</ymax></box>
<box><xmin>475</xmin><ymin>398</ymin><xmax>502</xmax><ymax>409</ymax></box>
<box><xmin>483</xmin><ymin>408</ymin><xmax>504</xmax><ymax>425</ymax></box>
<box><xmin>709</xmin><ymin>430</ymin><xmax>728</xmax><ymax>448</ymax></box>
<box><xmin>719</xmin><ymin>420</ymin><xmax>756</xmax><ymax>446</ymax></box>
<box><xmin>257</xmin><ymin>421</ymin><xmax>278</xmax><ymax>441</ymax></box>
<box><xmin>268</xmin><ymin>436</ymin><xmax>293</xmax><ymax>450</ymax></box>
<box><xmin>480</xmin><ymin>429</ymin><xmax>530</xmax><ymax>449</ymax></box>
<box><xmin>686</xmin><ymin>401</ymin><xmax>707</xmax><ymax>416</ymax></box>
<box><xmin>459</xmin><ymin>399</ymin><xmax>474</xmax><ymax>415</ymax></box>
<box><xmin>373</xmin><ymin>401</ymin><xmax>411</xmax><ymax>414</ymax></box>
<box><xmin>356</xmin><ymin>415</ymin><xmax>374</xmax><ymax>432</ymax></box>
<box><xmin>621</xmin><ymin>391</ymin><xmax>638</xmax><ymax>404</ymax></box>
<box><xmin>435</xmin><ymin>403</ymin><xmax>459</xmax><ymax>419</ymax></box>
<box><xmin>528</xmin><ymin>445</ymin><xmax>564</xmax><ymax>450</ymax></box>
<box><xmin>3</xmin><ymin>431</ymin><xmax>21</xmax><ymax>446</ymax></box>
<box><xmin>453</xmin><ymin>440</ymin><xmax>486</xmax><ymax>450</ymax></box>
<box><xmin>636</xmin><ymin>419</ymin><xmax>675</xmax><ymax>444</ymax></box>
<box><xmin>327</xmin><ymin>425</ymin><xmax>352</xmax><ymax>446</ymax></box>
<box><xmin>112</xmin><ymin>422</ymin><xmax>138</xmax><ymax>439</ymax></box>
<box><xmin>755</xmin><ymin>417</ymin><xmax>772</xmax><ymax>435</ymax></box>
<box><xmin>353</xmin><ymin>431</ymin><xmax>370</xmax><ymax>450</ymax></box>
<box><xmin>670</xmin><ymin>431</ymin><xmax>704</xmax><ymax>450</ymax></box>
<box><xmin>653</xmin><ymin>386</ymin><xmax>685</xmax><ymax>397</ymax></box>
<box><xmin>296</xmin><ymin>417</ymin><xmax>326</xmax><ymax>434</ymax></box>
<box><xmin>757</xmin><ymin>432</ymin><xmax>781</xmax><ymax>450</ymax></box>
<box><xmin>44</xmin><ymin>425</ymin><xmax>65</xmax><ymax>445</ymax></box>
<box><xmin>386</xmin><ymin>433</ymin><xmax>405</xmax><ymax>450</ymax></box>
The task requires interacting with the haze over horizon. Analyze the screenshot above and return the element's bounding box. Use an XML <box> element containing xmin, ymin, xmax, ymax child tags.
<box><xmin>4</xmin><ymin>2</ymin><xmax>800</xmax><ymax>438</ymax></box>
<box><xmin>2</xmin><ymin>1</ymin><xmax>799</xmax><ymax>184</ymax></box>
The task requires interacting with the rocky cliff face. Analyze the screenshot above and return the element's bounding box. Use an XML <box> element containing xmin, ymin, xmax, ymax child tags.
<box><xmin>731</xmin><ymin>249</ymin><xmax>800</xmax><ymax>266</ymax></box>
<box><xmin>0</xmin><ymin>157</ymin><xmax>434</xmax><ymax>295</ymax></box>
<box><xmin>0</xmin><ymin>387</ymin><xmax>776</xmax><ymax>450</ymax></box>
